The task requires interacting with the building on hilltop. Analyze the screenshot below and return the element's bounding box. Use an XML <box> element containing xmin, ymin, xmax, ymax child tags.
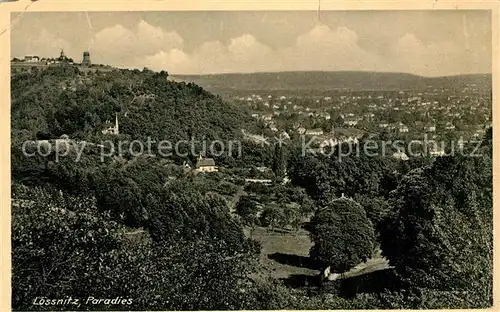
<box><xmin>82</xmin><ymin>51</ymin><xmax>91</xmax><ymax>66</ymax></box>
<box><xmin>55</xmin><ymin>49</ymin><xmax>72</xmax><ymax>64</ymax></box>
<box><xmin>24</xmin><ymin>55</ymin><xmax>40</xmax><ymax>63</ymax></box>
<box><xmin>195</xmin><ymin>154</ymin><xmax>218</xmax><ymax>173</ymax></box>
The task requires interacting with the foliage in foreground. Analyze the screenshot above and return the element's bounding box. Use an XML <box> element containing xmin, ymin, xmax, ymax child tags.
<box><xmin>379</xmin><ymin>151</ymin><xmax>493</xmax><ymax>307</ymax></box>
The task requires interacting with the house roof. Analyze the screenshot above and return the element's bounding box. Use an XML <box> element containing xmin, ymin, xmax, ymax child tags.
<box><xmin>306</xmin><ymin>128</ymin><xmax>323</xmax><ymax>133</ymax></box>
<box><xmin>196</xmin><ymin>158</ymin><xmax>216</xmax><ymax>168</ymax></box>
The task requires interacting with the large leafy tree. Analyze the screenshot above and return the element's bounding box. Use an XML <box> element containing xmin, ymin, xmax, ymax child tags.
<box><xmin>235</xmin><ymin>195</ymin><xmax>260</xmax><ymax>228</ymax></box>
<box><xmin>272</xmin><ymin>144</ymin><xmax>287</xmax><ymax>181</ymax></box>
<box><xmin>309</xmin><ymin>198</ymin><xmax>376</xmax><ymax>273</ymax></box>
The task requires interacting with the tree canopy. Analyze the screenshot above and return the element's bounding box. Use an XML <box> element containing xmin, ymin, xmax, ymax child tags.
<box><xmin>309</xmin><ymin>198</ymin><xmax>376</xmax><ymax>273</ymax></box>
<box><xmin>379</xmin><ymin>149</ymin><xmax>492</xmax><ymax>306</ymax></box>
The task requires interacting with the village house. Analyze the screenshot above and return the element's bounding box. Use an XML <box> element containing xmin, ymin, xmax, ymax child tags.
<box><xmin>392</xmin><ymin>150</ymin><xmax>409</xmax><ymax>161</ymax></box>
<box><xmin>378</xmin><ymin>121</ymin><xmax>389</xmax><ymax>128</ymax></box>
<box><xmin>344</xmin><ymin>119</ymin><xmax>358</xmax><ymax>127</ymax></box>
<box><xmin>280</xmin><ymin>131</ymin><xmax>291</xmax><ymax>140</ymax></box>
<box><xmin>195</xmin><ymin>155</ymin><xmax>218</xmax><ymax>173</ymax></box>
<box><xmin>428</xmin><ymin>145</ymin><xmax>446</xmax><ymax>157</ymax></box>
<box><xmin>244</xmin><ymin>178</ymin><xmax>272</xmax><ymax>185</ymax></box>
<box><xmin>320</xmin><ymin>138</ymin><xmax>338</xmax><ymax>148</ymax></box>
<box><xmin>24</xmin><ymin>55</ymin><xmax>40</xmax><ymax>63</ymax></box>
<box><xmin>305</xmin><ymin>128</ymin><xmax>324</xmax><ymax>136</ymax></box>
<box><xmin>321</xmin><ymin>112</ymin><xmax>331</xmax><ymax>120</ymax></box>
<box><xmin>444</xmin><ymin>122</ymin><xmax>456</xmax><ymax>130</ymax></box>
<box><xmin>364</xmin><ymin>112</ymin><xmax>375</xmax><ymax>120</ymax></box>
<box><xmin>262</xmin><ymin>114</ymin><xmax>273</xmax><ymax>121</ymax></box>
<box><xmin>255</xmin><ymin>166</ymin><xmax>271</xmax><ymax>173</ymax></box>
<box><xmin>398</xmin><ymin>123</ymin><xmax>409</xmax><ymax>133</ymax></box>
<box><xmin>425</xmin><ymin>124</ymin><xmax>436</xmax><ymax>132</ymax></box>
<box><xmin>293</xmin><ymin>105</ymin><xmax>303</xmax><ymax>110</ymax></box>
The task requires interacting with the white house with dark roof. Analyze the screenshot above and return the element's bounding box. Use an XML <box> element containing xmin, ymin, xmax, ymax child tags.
<box><xmin>195</xmin><ymin>155</ymin><xmax>218</xmax><ymax>172</ymax></box>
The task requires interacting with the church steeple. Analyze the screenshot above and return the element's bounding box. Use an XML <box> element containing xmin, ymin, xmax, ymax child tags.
<box><xmin>115</xmin><ymin>113</ymin><xmax>119</xmax><ymax>134</ymax></box>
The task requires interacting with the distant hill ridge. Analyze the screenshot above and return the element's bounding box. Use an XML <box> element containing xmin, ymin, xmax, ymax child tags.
<box><xmin>172</xmin><ymin>71</ymin><xmax>492</xmax><ymax>92</ymax></box>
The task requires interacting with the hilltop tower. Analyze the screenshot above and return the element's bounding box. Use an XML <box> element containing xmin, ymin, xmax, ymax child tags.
<box><xmin>59</xmin><ymin>49</ymin><xmax>68</xmax><ymax>60</ymax></box>
<box><xmin>82</xmin><ymin>51</ymin><xmax>91</xmax><ymax>66</ymax></box>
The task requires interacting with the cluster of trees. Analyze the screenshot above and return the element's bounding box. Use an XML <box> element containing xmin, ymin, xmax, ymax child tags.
<box><xmin>379</xmin><ymin>150</ymin><xmax>492</xmax><ymax>306</ymax></box>
<box><xmin>299</xmin><ymin>128</ymin><xmax>492</xmax><ymax>308</ymax></box>
<box><xmin>236</xmin><ymin>183</ymin><xmax>314</xmax><ymax>231</ymax></box>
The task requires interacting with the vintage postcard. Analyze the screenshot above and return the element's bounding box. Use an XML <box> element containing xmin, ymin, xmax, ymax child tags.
<box><xmin>0</xmin><ymin>0</ymin><xmax>498</xmax><ymax>311</ymax></box>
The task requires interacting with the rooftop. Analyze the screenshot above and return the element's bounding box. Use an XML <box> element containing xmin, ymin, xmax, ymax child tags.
<box><xmin>196</xmin><ymin>157</ymin><xmax>216</xmax><ymax>168</ymax></box>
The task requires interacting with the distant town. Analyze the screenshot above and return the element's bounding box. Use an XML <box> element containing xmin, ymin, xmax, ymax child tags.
<box><xmin>221</xmin><ymin>80</ymin><xmax>492</xmax><ymax>158</ymax></box>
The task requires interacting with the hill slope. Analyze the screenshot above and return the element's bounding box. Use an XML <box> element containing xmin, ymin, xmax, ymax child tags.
<box><xmin>11</xmin><ymin>66</ymin><xmax>259</xmax><ymax>142</ymax></box>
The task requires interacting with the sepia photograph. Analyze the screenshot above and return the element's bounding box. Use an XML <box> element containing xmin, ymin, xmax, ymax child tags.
<box><xmin>5</xmin><ymin>3</ymin><xmax>496</xmax><ymax>311</ymax></box>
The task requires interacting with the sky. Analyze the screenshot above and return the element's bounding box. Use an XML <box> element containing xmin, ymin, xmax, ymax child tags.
<box><xmin>10</xmin><ymin>11</ymin><xmax>492</xmax><ymax>76</ymax></box>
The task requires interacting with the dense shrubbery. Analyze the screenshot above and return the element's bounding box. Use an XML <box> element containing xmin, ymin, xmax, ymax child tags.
<box><xmin>12</xmin><ymin>185</ymin><xmax>263</xmax><ymax>311</ymax></box>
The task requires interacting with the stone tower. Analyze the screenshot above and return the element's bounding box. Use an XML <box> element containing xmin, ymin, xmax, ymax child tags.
<box><xmin>82</xmin><ymin>51</ymin><xmax>91</xmax><ymax>66</ymax></box>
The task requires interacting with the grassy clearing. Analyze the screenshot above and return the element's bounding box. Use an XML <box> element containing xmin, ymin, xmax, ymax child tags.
<box><xmin>246</xmin><ymin>226</ymin><xmax>390</xmax><ymax>283</ymax></box>
<box><xmin>248</xmin><ymin>226</ymin><xmax>317</xmax><ymax>279</ymax></box>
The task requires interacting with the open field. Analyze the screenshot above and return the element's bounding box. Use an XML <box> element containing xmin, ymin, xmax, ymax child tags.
<box><xmin>246</xmin><ymin>226</ymin><xmax>390</xmax><ymax>284</ymax></box>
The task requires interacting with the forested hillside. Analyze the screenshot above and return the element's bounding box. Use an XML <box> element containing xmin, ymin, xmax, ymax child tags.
<box><xmin>12</xmin><ymin>65</ymin><xmax>259</xmax><ymax>142</ymax></box>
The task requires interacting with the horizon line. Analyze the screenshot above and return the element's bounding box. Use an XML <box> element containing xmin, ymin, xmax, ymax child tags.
<box><xmin>10</xmin><ymin>57</ymin><xmax>492</xmax><ymax>78</ymax></box>
<box><xmin>169</xmin><ymin>70</ymin><xmax>493</xmax><ymax>79</ymax></box>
